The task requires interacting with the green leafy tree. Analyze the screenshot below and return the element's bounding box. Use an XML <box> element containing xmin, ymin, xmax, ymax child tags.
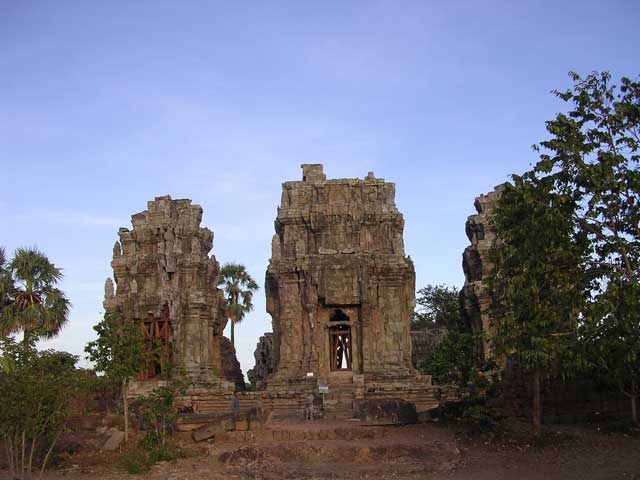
<box><xmin>85</xmin><ymin>310</ymin><xmax>149</xmax><ymax>442</ymax></box>
<box><xmin>0</xmin><ymin>247</ymin><xmax>70</xmax><ymax>343</ymax></box>
<box><xmin>217</xmin><ymin>263</ymin><xmax>258</xmax><ymax>349</ymax></box>
<box><xmin>488</xmin><ymin>173</ymin><xmax>588</xmax><ymax>437</ymax></box>
<box><xmin>416</xmin><ymin>283</ymin><xmax>494</xmax><ymax>405</ymax></box>
<box><xmin>420</xmin><ymin>330</ymin><xmax>479</xmax><ymax>386</ymax></box>
<box><xmin>412</xmin><ymin>284</ymin><xmax>461</xmax><ymax>330</ymax></box>
<box><xmin>533</xmin><ymin>71</ymin><xmax>640</xmax><ymax>423</ymax></box>
<box><xmin>0</xmin><ymin>336</ymin><xmax>84</xmax><ymax>479</ymax></box>
<box><xmin>419</xmin><ymin>318</ymin><xmax>499</xmax><ymax>433</ymax></box>
<box><xmin>137</xmin><ymin>376</ymin><xmax>187</xmax><ymax>449</ymax></box>
<box><xmin>584</xmin><ymin>282</ymin><xmax>640</xmax><ymax>423</ymax></box>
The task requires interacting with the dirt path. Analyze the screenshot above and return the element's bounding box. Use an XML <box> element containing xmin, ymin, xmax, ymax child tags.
<box><xmin>445</xmin><ymin>427</ymin><xmax>640</xmax><ymax>480</ymax></box>
<box><xmin>8</xmin><ymin>423</ymin><xmax>640</xmax><ymax>480</ymax></box>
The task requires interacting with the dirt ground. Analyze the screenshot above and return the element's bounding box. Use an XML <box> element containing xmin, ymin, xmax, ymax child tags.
<box><xmin>447</xmin><ymin>425</ymin><xmax>640</xmax><ymax>480</ymax></box>
<box><xmin>3</xmin><ymin>422</ymin><xmax>639</xmax><ymax>480</ymax></box>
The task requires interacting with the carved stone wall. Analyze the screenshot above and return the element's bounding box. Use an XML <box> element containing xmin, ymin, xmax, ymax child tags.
<box><xmin>265</xmin><ymin>164</ymin><xmax>417</xmax><ymax>386</ymax></box>
<box><xmin>104</xmin><ymin>195</ymin><xmax>234</xmax><ymax>389</ymax></box>
<box><xmin>461</xmin><ymin>185</ymin><xmax>504</xmax><ymax>357</ymax></box>
<box><xmin>251</xmin><ymin>329</ymin><xmax>445</xmax><ymax>384</ymax></box>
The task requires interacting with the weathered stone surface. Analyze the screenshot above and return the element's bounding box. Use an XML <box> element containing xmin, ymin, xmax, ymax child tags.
<box><xmin>191</xmin><ymin>415</ymin><xmax>234</xmax><ymax>442</ymax></box>
<box><xmin>461</xmin><ymin>186</ymin><xmax>504</xmax><ymax>357</ymax></box>
<box><xmin>220</xmin><ymin>336</ymin><xmax>246</xmax><ymax>391</ymax></box>
<box><xmin>356</xmin><ymin>398</ymin><xmax>418</xmax><ymax>425</ymax></box>
<box><xmin>102</xmin><ymin>428</ymin><xmax>124</xmax><ymax>451</ymax></box>
<box><xmin>250</xmin><ymin>328</ymin><xmax>446</xmax><ymax>387</ymax></box>
<box><xmin>260</xmin><ymin>165</ymin><xmax>438</xmax><ymax>420</ymax></box>
<box><xmin>247</xmin><ymin>333</ymin><xmax>274</xmax><ymax>390</ymax></box>
<box><xmin>104</xmin><ymin>195</ymin><xmax>235</xmax><ymax>389</ymax></box>
<box><xmin>266</xmin><ymin>164</ymin><xmax>416</xmax><ymax>382</ymax></box>
<box><xmin>410</xmin><ymin>328</ymin><xmax>448</xmax><ymax>368</ymax></box>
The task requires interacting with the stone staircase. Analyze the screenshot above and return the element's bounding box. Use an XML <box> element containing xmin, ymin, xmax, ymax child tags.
<box><xmin>210</xmin><ymin>421</ymin><xmax>462</xmax><ymax>479</ymax></box>
<box><xmin>322</xmin><ymin>374</ymin><xmax>356</xmax><ymax>420</ymax></box>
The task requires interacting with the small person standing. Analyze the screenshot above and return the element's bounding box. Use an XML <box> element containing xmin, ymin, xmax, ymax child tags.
<box><xmin>231</xmin><ymin>392</ymin><xmax>240</xmax><ymax>421</ymax></box>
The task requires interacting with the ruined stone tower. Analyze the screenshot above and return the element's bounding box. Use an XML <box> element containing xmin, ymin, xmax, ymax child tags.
<box><xmin>261</xmin><ymin>165</ymin><xmax>437</xmax><ymax>419</ymax></box>
<box><xmin>461</xmin><ymin>185</ymin><xmax>504</xmax><ymax>357</ymax></box>
<box><xmin>104</xmin><ymin>195</ymin><xmax>234</xmax><ymax>390</ymax></box>
<box><xmin>265</xmin><ymin>164</ymin><xmax>416</xmax><ymax>383</ymax></box>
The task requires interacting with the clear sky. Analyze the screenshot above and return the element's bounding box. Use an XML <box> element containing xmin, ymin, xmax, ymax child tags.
<box><xmin>1</xmin><ymin>1</ymin><xmax>638</xmax><ymax>378</ymax></box>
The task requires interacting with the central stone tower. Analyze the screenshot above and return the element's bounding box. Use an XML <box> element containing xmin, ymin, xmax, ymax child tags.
<box><xmin>263</xmin><ymin>165</ymin><xmax>432</xmax><ymax>419</ymax></box>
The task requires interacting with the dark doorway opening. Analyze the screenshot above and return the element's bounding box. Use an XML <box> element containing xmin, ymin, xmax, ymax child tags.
<box><xmin>330</xmin><ymin>309</ymin><xmax>350</xmax><ymax>322</ymax></box>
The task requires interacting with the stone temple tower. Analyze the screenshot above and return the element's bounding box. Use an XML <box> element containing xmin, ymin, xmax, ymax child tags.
<box><xmin>104</xmin><ymin>195</ymin><xmax>234</xmax><ymax>392</ymax></box>
<box><xmin>263</xmin><ymin>165</ymin><xmax>436</xmax><ymax>419</ymax></box>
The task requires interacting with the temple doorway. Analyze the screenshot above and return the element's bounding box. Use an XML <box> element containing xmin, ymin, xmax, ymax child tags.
<box><xmin>329</xmin><ymin>309</ymin><xmax>352</xmax><ymax>371</ymax></box>
<box><xmin>139</xmin><ymin>305</ymin><xmax>172</xmax><ymax>380</ymax></box>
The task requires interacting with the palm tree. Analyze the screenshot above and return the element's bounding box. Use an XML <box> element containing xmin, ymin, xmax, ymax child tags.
<box><xmin>0</xmin><ymin>247</ymin><xmax>14</xmax><ymax>326</ymax></box>
<box><xmin>217</xmin><ymin>263</ymin><xmax>258</xmax><ymax>350</ymax></box>
<box><xmin>0</xmin><ymin>247</ymin><xmax>70</xmax><ymax>342</ymax></box>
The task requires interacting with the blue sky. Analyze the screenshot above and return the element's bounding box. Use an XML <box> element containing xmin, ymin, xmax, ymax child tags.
<box><xmin>1</xmin><ymin>1</ymin><xmax>638</xmax><ymax>377</ymax></box>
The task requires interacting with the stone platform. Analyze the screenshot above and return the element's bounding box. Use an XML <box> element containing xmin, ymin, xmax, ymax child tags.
<box><xmin>206</xmin><ymin>420</ymin><xmax>461</xmax><ymax>479</ymax></box>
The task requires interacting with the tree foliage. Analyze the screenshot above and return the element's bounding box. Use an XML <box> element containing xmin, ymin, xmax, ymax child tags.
<box><xmin>0</xmin><ymin>247</ymin><xmax>70</xmax><ymax>342</ymax></box>
<box><xmin>488</xmin><ymin>71</ymin><xmax>640</xmax><ymax>432</ymax></box>
<box><xmin>217</xmin><ymin>263</ymin><xmax>258</xmax><ymax>349</ymax></box>
<box><xmin>533</xmin><ymin>71</ymin><xmax>640</xmax><ymax>423</ymax></box>
<box><xmin>489</xmin><ymin>174</ymin><xmax>588</xmax><ymax>369</ymax></box>
<box><xmin>416</xmin><ymin>284</ymin><xmax>491</xmax><ymax>400</ymax></box>
<box><xmin>412</xmin><ymin>284</ymin><xmax>461</xmax><ymax>330</ymax></box>
<box><xmin>420</xmin><ymin>330</ymin><xmax>480</xmax><ymax>386</ymax></box>
<box><xmin>85</xmin><ymin>310</ymin><xmax>150</xmax><ymax>441</ymax></box>
<box><xmin>85</xmin><ymin>310</ymin><xmax>147</xmax><ymax>384</ymax></box>
<box><xmin>137</xmin><ymin>377</ymin><xmax>186</xmax><ymax>450</ymax></box>
<box><xmin>488</xmin><ymin>172</ymin><xmax>588</xmax><ymax>435</ymax></box>
<box><xmin>0</xmin><ymin>336</ymin><xmax>84</xmax><ymax>479</ymax></box>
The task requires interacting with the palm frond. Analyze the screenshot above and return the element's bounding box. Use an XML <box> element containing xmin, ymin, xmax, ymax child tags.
<box><xmin>9</xmin><ymin>246</ymin><xmax>63</xmax><ymax>291</ymax></box>
<box><xmin>2</xmin><ymin>247</ymin><xmax>69</xmax><ymax>339</ymax></box>
<box><xmin>218</xmin><ymin>262</ymin><xmax>259</xmax><ymax>328</ymax></box>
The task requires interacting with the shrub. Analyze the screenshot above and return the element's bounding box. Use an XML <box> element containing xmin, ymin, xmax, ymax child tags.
<box><xmin>148</xmin><ymin>444</ymin><xmax>177</xmax><ymax>463</ymax></box>
<box><xmin>118</xmin><ymin>449</ymin><xmax>151</xmax><ymax>475</ymax></box>
<box><xmin>0</xmin><ymin>337</ymin><xmax>87</xmax><ymax>479</ymax></box>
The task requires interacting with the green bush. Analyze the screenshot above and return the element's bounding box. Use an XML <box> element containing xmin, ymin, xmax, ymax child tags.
<box><xmin>420</xmin><ymin>329</ymin><xmax>498</xmax><ymax>394</ymax></box>
<box><xmin>137</xmin><ymin>431</ymin><xmax>160</xmax><ymax>451</ymax></box>
<box><xmin>435</xmin><ymin>399</ymin><xmax>505</xmax><ymax>436</ymax></box>
<box><xmin>459</xmin><ymin>403</ymin><xmax>504</xmax><ymax>435</ymax></box>
<box><xmin>136</xmin><ymin>430</ymin><xmax>178</xmax><ymax>466</ymax></box>
<box><xmin>0</xmin><ymin>337</ymin><xmax>88</xmax><ymax>479</ymax></box>
<box><xmin>148</xmin><ymin>444</ymin><xmax>177</xmax><ymax>463</ymax></box>
<box><xmin>118</xmin><ymin>450</ymin><xmax>151</xmax><ymax>475</ymax></box>
<box><xmin>136</xmin><ymin>378</ymin><xmax>186</xmax><ymax>448</ymax></box>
